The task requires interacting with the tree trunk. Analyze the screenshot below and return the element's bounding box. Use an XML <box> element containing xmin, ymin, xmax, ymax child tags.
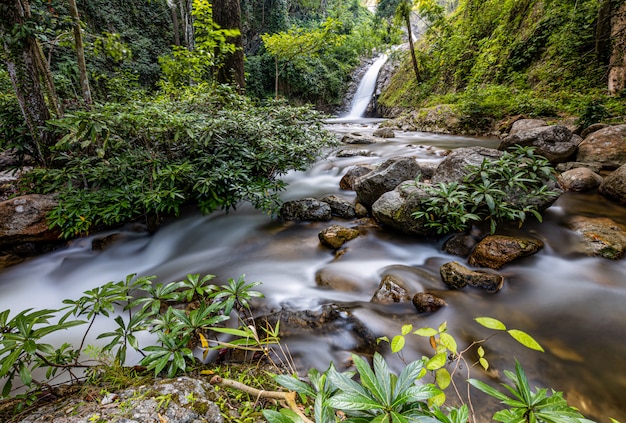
<box><xmin>608</xmin><ymin>1</ymin><xmax>626</xmax><ymax>94</ymax></box>
<box><xmin>405</xmin><ymin>9</ymin><xmax>420</xmax><ymax>83</ymax></box>
<box><xmin>68</xmin><ymin>0</ymin><xmax>92</xmax><ymax>108</ymax></box>
<box><xmin>0</xmin><ymin>0</ymin><xmax>53</xmax><ymax>164</ymax></box>
<box><xmin>212</xmin><ymin>0</ymin><xmax>245</xmax><ymax>90</ymax></box>
<box><xmin>179</xmin><ymin>0</ymin><xmax>194</xmax><ymax>50</ymax></box>
<box><xmin>170</xmin><ymin>3</ymin><xmax>181</xmax><ymax>46</ymax></box>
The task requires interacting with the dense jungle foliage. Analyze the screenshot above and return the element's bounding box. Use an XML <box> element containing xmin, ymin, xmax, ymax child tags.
<box><xmin>377</xmin><ymin>0</ymin><xmax>626</xmax><ymax>126</ymax></box>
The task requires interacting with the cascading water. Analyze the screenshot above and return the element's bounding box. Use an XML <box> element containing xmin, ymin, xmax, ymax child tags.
<box><xmin>343</xmin><ymin>54</ymin><xmax>388</xmax><ymax>119</ymax></box>
<box><xmin>0</xmin><ymin>125</ymin><xmax>625</xmax><ymax>421</ymax></box>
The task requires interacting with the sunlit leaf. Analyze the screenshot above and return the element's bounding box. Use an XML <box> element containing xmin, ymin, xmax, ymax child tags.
<box><xmin>435</xmin><ymin>368</ymin><xmax>451</xmax><ymax>389</ymax></box>
<box><xmin>477</xmin><ymin>346</ymin><xmax>485</xmax><ymax>358</ymax></box>
<box><xmin>479</xmin><ymin>357</ymin><xmax>489</xmax><ymax>371</ymax></box>
<box><xmin>475</xmin><ymin>317</ymin><xmax>506</xmax><ymax>331</ymax></box>
<box><xmin>439</xmin><ymin>333</ymin><xmax>457</xmax><ymax>355</ymax></box>
<box><xmin>401</xmin><ymin>324</ymin><xmax>413</xmax><ymax>335</ymax></box>
<box><xmin>391</xmin><ymin>335</ymin><xmax>405</xmax><ymax>353</ymax></box>
<box><xmin>413</xmin><ymin>327</ymin><xmax>438</xmax><ymax>337</ymax></box>
<box><xmin>507</xmin><ymin>329</ymin><xmax>544</xmax><ymax>352</ymax></box>
<box><xmin>426</xmin><ymin>352</ymin><xmax>447</xmax><ymax>370</ymax></box>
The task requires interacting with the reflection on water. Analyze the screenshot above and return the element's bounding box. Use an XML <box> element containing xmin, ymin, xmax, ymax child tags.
<box><xmin>0</xmin><ymin>121</ymin><xmax>624</xmax><ymax>421</ymax></box>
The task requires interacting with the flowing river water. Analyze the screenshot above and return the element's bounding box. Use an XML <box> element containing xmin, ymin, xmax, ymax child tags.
<box><xmin>1</xmin><ymin>120</ymin><xmax>625</xmax><ymax>421</ymax></box>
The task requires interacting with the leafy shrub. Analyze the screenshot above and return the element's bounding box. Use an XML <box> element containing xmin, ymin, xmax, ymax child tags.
<box><xmin>412</xmin><ymin>146</ymin><xmax>559</xmax><ymax>234</ymax></box>
<box><xmin>0</xmin><ymin>273</ymin><xmax>270</xmax><ymax>396</ymax></box>
<box><xmin>23</xmin><ymin>86</ymin><xmax>337</xmax><ymax>238</ymax></box>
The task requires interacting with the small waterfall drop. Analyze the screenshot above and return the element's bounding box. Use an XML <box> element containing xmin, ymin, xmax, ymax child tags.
<box><xmin>344</xmin><ymin>54</ymin><xmax>388</xmax><ymax>119</ymax></box>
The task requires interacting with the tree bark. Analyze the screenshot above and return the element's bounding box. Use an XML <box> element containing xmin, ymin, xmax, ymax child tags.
<box><xmin>404</xmin><ymin>7</ymin><xmax>420</xmax><ymax>83</ymax></box>
<box><xmin>608</xmin><ymin>1</ymin><xmax>626</xmax><ymax>94</ymax></box>
<box><xmin>212</xmin><ymin>0</ymin><xmax>245</xmax><ymax>90</ymax></box>
<box><xmin>68</xmin><ymin>0</ymin><xmax>92</xmax><ymax>108</ymax></box>
<box><xmin>0</xmin><ymin>0</ymin><xmax>53</xmax><ymax>164</ymax></box>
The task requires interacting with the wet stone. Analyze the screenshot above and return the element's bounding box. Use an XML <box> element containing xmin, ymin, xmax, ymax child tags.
<box><xmin>440</xmin><ymin>261</ymin><xmax>504</xmax><ymax>292</ymax></box>
<box><xmin>371</xmin><ymin>275</ymin><xmax>411</xmax><ymax>304</ymax></box>
<box><xmin>468</xmin><ymin>235</ymin><xmax>544</xmax><ymax>269</ymax></box>
<box><xmin>412</xmin><ymin>292</ymin><xmax>447</xmax><ymax>313</ymax></box>
<box><xmin>318</xmin><ymin>224</ymin><xmax>360</xmax><ymax>249</ymax></box>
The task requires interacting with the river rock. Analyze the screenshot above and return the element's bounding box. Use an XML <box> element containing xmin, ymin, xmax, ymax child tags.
<box><xmin>509</xmin><ymin>118</ymin><xmax>548</xmax><ymax>136</ymax></box>
<box><xmin>279</xmin><ymin>198</ymin><xmax>331</xmax><ymax>221</ymax></box>
<box><xmin>373</xmin><ymin>127</ymin><xmax>395</xmax><ymax>138</ymax></box>
<box><xmin>320</xmin><ymin>195</ymin><xmax>357</xmax><ymax>219</ymax></box>
<box><xmin>599</xmin><ymin>164</ymin><xmax>626</xmax><ymax>204</ymax></box>
<box><xmin>567</xmin><ymin>216</ymin><xmax>626</xmax><ymax>259</ymax></box>
<box><xmin>498</xmin><ymin>125</ymin><xmax>578</xmax><ymax>163</ymax></box>
<box><xmin>354</xmin><ymin>156</ymin><xmax>422</xmax><ymax>207</ymax></box>
<box><xmin>342</xmin><ymin>133</ymin><xmax>377</xmax><ymax>144</ymax></box>
<box><xmin>17</xmin><ymin>377</ymin><xmax>223</xmax><ymax>423</ymax></box>
<box><xmin>340</xmin><ymin>165</ymin><xmax>373</xmax><ymax>190</ymax></box>
<box><xmin>371</xmin><ymin>274</ymin><xmax>411</xmax><ymax>304</ymax></box>
<box><xmin>558</xmin><ymin>167</ymin><xmax>603</xmax><ymax>192</ymax></box>
<box><xmin>0</xmin><ymin>194</ymin><xmax>61</xmax><ymax>249</ymax></box>
<box><xmin>556</xmin><ymin>162</ymin><xmax>602</xmax><ymax>173</ymax></box>
<box><xmin>432</xmin><ymin>146</ymin><xmax>503</xmax><ymax>183</ymax></box>
<box><xmin>439</xmin><ymin>261</ymin><xmax>504</xmax><ymax>292</ymax></box>
<box><xmin>443</xmin><ymin>233</ymin><xmax>479</xmax><ymax>257</ymax></box>
<box><xmin>412</xmin><ymin>292</ymin><xmax>447</xmax><ymax>313</ymax></box>
<box><xmin>468</xmin><ymin>235</ymin><xmax>544</xmax><ymax>269</ymax></box>
<box><xmin>315</xmin><ymin>268</ymin><xmax>361</xmax><ymax>291</ymax></box>
<box><xmin>371</xmin><ymin>181</ymin><xmax>432</xmax><ymax>236</ymax></box>
<box><xmin>580</xmin><ymin>123</ymin><xmax>610</xmax><ymax>139</ymax></box>
<box><xmin>335</xmin><ymin>149</ymin><xmax>376</xmax><ymax>158</ymax></box>
<box><xmin>576</xmin><ymin>124</ymin><xmax>626</xmax><ymax>169</ymax></box>
<box><xmin>318</xmin><ymin>225</ymin><xmax>360</xmax><ymax>249</ymax></box>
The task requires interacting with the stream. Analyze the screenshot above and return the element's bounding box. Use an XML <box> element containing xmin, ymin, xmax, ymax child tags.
<box><xmin>0</xmin><ymin>119</ymin><xmax>625</xmax><ymax>421</ymax></box>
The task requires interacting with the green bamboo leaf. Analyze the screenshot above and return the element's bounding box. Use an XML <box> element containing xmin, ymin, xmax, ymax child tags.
<box><xmin>507</xmin><ymin>329</ymin><xmax>544</xmax><ymax>352</ymax></box>
<box><xmin>474</xmin><ymin>317</ymin><xmax>507</xmax><ymax>331</ymax></box>
<box><xmin>391</xmin><ymin>335</ymin><xmax>405</xmax><ymax>353</ymax></box>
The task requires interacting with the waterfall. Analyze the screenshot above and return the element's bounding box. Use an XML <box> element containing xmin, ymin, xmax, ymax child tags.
<box><xmin>344</xmin><ymin>54</ymin><xmax>388</xmax><ymax>119</ymax></box>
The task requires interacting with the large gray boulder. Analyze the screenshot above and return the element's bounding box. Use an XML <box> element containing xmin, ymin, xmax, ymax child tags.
<box><xmin>354</xmin><ymin>156</ymin><xmax>421</xmax><ymax>207</ymax></box>
<box><xmin>599</xmin><ymin>164</ymin><xmax>626</xmax><ymax>204</ymax></box>
<box><xmin>371</xmin><ymin>181</ymin><xmax>432</xmax><ymax>236</ymax></box>
<box><xmin>576</xmin><ymin>124</ymin><xmax>626</xmax><ymax>169</ymax></box>
<box><xmin>508</xmin><ymin>118</ymin><xmax>547</xmax><ymax>136</ymax></box>
<box><xmin>498</xmin><ymin>125</ymin><xmax>578</xmax><ymax>163</ymax></box>
<box><xmin>558</xmin><ymin>167</ymin><xmax>603</xmax><ymax>192</ymax></box>
<box><xmin>432</xmin><ymin>146</ymin><xmax>502</xmax><ymax>184</ymax></box>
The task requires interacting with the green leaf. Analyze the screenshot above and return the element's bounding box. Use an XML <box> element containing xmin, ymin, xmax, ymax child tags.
<box><xmin>413</xmin><ymin>327</ymin><xmax>438</xmax><ymax>337</ymax></box>
<box><xmin>391</xmin><ymin>335</ymin><xmax>405</xmax><ymax>353</ymax></box>
<box><xmin>477</xmin><ymin>346</ymin><xmax>485</xmax><ymax>358</ymax></box>
<box><xmin>435</xmin><ymin>368</ymin><xmax>451</xmax><ymax>390</ymax></box>
<box><xmin>439</xmin><ymin>333</ymin><xmax>457</xmax><ymax>355</ymax></box>
<box><xmin>353</xmin><ymin>353</ymin><xmax>388</xmax><ymax>405</ymax></box>
<box><xmin>468</xmin><ymin>378</ymin><xmax>511</xmax><ymax>402</ymax></box>
<box><xmin>426</xmin><ymin>352</ymin><xmax>447</xmax><ymax>370</ymax></box>
<box><xmin>479</xmin><ymin>357</ymin><xmax>489</xmax><ymax>371</ymax></box>
<box><xmin>475</xmin><ymin>317</ymin><xmax>506</xmax><ymax>331</ymax></box>
<box><xmin>400</xmin><ymin>324</ymin><xmax>413</xmax><ymax>335</ymax></box>
<box><xmin>507</xmin><ymin>329</ymin><xmax>544</xmax><ymax>352</ymax></box>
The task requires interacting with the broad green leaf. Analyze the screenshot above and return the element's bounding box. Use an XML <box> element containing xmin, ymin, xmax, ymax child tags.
<box><xmin>328</xmin><ymin>392</ymin><xmax>383</xmax><ymax>411</ymax></box>
<box><xmin>353</xmin><ymin>353</ymin><xmax>387</xmax><ymax>404</ymax></box>
<box><xmin>426</xmin><ymin>352</ymin><xmax>447</xmax><ymax>370</ymax></box>
<box><xmin>439</xmin><ymin>333</ymin><xmax>457</xmax><ymax>355</ymax></box>
<box><xmin>435</xmin><ymin>368</ymin><xmax>451</xmax><ymax>389</ymax></box>
<box><xmin>401</xmin><ymin>324</ymin><xmax>413</xmax><ymax>335</ymax></box>
<box><xmin>274</xmin><ymin>375</ymin><xmax>316</xmax><ymax>398</ymax></box>
<box><xmin>438</xmin><ymin>321</ymin><xmax>447</xmax><ymax>333</ymax></box>
<box><xmin>474</xmin><ymin>317</ymin><xmax>506</xmax><ymax>331</ymax></box>
<box><xmin>414</xmin><ymin>327</ymin><xmax>438</xmax><ymax>337</ymax></box>
<box><xmin>429</xmin><ymin>391</ymin><xmax>446</xmax><ymax>407</ymax></box>
<box><xmin>507</xmin><ymin>329</ymin><xmax>544</xmax><ymax>352</ymax></box>
<box><xmin>468</xmin><ymin>379</ymin><xmax>511</xmax><ymax>402</ymax></box>
<box><xmin>391</xmin><ymin>335</ymin><xmax>405</xmax><ymax>353</ymax></box>
<box><xmin>373</xmin><ymin>353</ymin><xmax>392</xmax><ymax>405</ymax></box>
<box><xmin>262</xmin><ymin>409</ymin><xmax>298</xmax><ymax>423</ymax></box>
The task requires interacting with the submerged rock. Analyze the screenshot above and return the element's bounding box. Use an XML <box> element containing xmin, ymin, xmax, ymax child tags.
<box><xmin>412</xmin><ymin>292</ymin><xmax>447</xmax><ymax>313</ymax></box>
<box><xmin>279</xmin><ymin>198</ymin><xmax>331</xmax><ymax>221</ymax></box>
<box><xmin>318</xmin><ymin>224</ymin><xmax>360</xmax><ymax>249</ymax></box>
<box><xmin>440</xmin><ymin>261</ymin><xmax>504</xmax><ymax>292</ymax></box>
<box><xmin>468</xmin><ymin>235</ymin><xmax>544</xmax><ymax>269</ymax></box>
<box><xmin>373</xmin><ymin>127</ymin><xmax>395</xmax><ymax>138</ymax></box>
<box><xmin>371</xmin><ymin>275</ymin><xmax>411</xmax><ymax>304</ymax></box>
<box><xmin>567</xmin><ymin>216</ymin><xmax>626</xmax><ymax>259</ymax></box>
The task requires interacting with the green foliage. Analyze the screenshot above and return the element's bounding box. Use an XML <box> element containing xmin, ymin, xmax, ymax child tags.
<box><xmin>0</xmin><ymin>273</ymin><xmax>271</xmax><ymax>398</ymax></box>
<box><xmin>469</xmin><ymin>360</ymin><xmax>592</xmax><ymax>423</ymax></box>
<box><xmin>159</xmin><ymin>0</ymin><xmax>240</xmax><ymax>90</ymax></box>
<box><xmin>412</xmin><ymin>146</ymin><xmax>558</xmax><ymax>235</ymax></box>
<box><xmin>23</xmin><ymin>86</ymin><xmax>337</xmax><ymax>238</ymax></box>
